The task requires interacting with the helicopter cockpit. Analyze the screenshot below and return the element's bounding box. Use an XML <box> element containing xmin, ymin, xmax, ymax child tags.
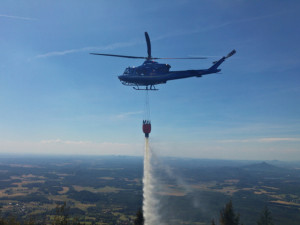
<box><xmin>122</xmin><ymin>61</ymin><xmax>171</xmax><ymax>77</ymax></box>
<box><xmin>123</xmin><ymin>67</ymin><xmax>141</xmax><ymax>76</ymax></box>
<box><xmin>123</xmin><ymin>67</ymin><xmax>138</xmax><ymax>76</ymax></box>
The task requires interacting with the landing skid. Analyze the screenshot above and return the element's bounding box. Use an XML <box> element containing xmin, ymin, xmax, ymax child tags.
<box><xmin>133</xmin><ymin>85</ymin><xmax>158</xmax><ymax>91</ymax></box>
<box><xmin>120</xmin><ymin>81</ymin><xmax>158</xmax><ymax>90</ymax></box>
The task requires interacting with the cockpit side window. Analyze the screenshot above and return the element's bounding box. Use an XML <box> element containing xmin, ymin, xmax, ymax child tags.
<box><xmin>124</xmin><ymin>68</ymin><xmax>130</xmax><ymax>74</ymax></box>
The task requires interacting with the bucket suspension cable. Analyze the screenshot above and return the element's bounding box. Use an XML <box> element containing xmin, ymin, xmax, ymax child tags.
<box><xmin>144</xmin><ymin>90</ymin><xmax>151</xmax><ymax>121</ymax></box>
<box><xmin>143</xmin><ymin>90</ymin><xmax>151</xmax><ymax>138</ymax></box>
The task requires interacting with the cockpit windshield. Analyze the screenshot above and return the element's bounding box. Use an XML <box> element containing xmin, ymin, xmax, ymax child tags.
<box><xmin>123</xmin><ymin>68</ymin><xmax>130</xmax><ymax>74</ymax></box>
<box><xmin>123</xmin><ymin>67</ymin><xmax>137</xmax><ymax>75</ymax></box>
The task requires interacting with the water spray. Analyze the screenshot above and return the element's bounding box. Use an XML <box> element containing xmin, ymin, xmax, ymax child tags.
<box><xmin>142</xmin><ymin>90</ymin><xmax>162</xmax><ymax>225</ymax></box>
<box><xmin>142</xmin><ymin>133</ymin><xmax>161</xmax><ymax>225</ymax></box>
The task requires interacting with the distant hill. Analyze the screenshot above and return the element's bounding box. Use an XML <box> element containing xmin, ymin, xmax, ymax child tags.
<box><xmin>242</xmin><ymin>161</ymin><xmax>285</xmax><ymax>172</ymax></box>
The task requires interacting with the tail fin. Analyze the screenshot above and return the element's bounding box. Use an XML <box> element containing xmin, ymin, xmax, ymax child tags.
<box><xmin>210</xmin><ymin>49</ymin><xmax>236</xmax><ymax>70</ymax></box>
<box><xmin>225</xmin><ymin>49</ymin><xmax>236</xmax><ymax>59</ymax></box>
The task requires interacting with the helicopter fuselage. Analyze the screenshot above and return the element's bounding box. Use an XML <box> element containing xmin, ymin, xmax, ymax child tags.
<box><xmin>118</xmin><ymin>59</ymin><xmax>222</xmax><ymax>87</ymax></box>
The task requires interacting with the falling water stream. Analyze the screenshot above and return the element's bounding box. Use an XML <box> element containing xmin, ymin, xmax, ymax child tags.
<box><xmin>142</xmin><ymin>137</ymin><xmax>161</xmax><ymax>225</ymax></box>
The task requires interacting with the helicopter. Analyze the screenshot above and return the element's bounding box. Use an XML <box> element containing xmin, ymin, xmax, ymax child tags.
<box><xmin>91</xmin><ymin>32</ymin><xmax>236</xmax><ymax>90</ymax></box>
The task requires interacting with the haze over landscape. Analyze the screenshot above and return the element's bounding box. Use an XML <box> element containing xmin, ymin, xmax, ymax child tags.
<box><xmin>1</xmin><ymin>0</ymin><xmax>300</xmax><ymax>160</ymax></box>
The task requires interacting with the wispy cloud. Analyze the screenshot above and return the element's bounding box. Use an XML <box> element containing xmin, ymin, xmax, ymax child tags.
<box><xmin>0</xmin><ymin>139</ymin><xmax>142</xmax><ymax>156</ymax></box>
<box><xmin>40</xmin><ymin>139</ymin><xmax>89</xmax><ymax>145</ymax></box>
<box><xmin>113</xmin><ymin>111</ymin><xmax>143</xmax><ymax>120</ymax></box>
<box><xmin>259</xmin><ymin>138</ymin><xmax>300</xmax><ymax>143</ymax></box>
<box><xmin>219</xmin><ymin>137</ymin><xmax>300</xmax><ymax>143</ymax></box>
<box><xmin>199</xmin><ymin>11</ymin><xmax>289</xmax><ymax>32</ymax></box>
<box><xmin>153</xmin><ymin>10</ymin><xmax>290</xmax><ymax>42</ymax></box>
<box><xmin>0</xmin><ymin>14</ymin><xmax>36</xmax><ymax>21</ymax></box>
<box><xmin>35</xmin><ymin>39</ymin><xmax>143</xmax><ymax>59</ymax></box>
<box><xmin>35</xmin><ymin>11</ymin><xmax>286</xmax><ymax>59</ymax></box>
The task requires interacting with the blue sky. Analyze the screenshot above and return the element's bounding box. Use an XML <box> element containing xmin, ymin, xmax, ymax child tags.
<box><xmin>0</xmin><ymin>0</ymin><xmax>299</xmax><ymax>160</ymax></box>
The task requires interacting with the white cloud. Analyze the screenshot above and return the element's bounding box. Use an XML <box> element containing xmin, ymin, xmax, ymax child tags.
<box><xmin>259</xmin><ymin>137</ymin><xmax>300</xmax><ymax>142</ymax></box>
<box><xmin>1</xmin><ymin>138</ymin><xmax>299</xmax><ymax>160</ymax></box>
<box><xmin>0</xmin><ymin>139</ymin><xmax>142</xmax><ymax>156</ymax></box>
<box><xmin>0</xmin><ymin>14</ymin><xmax>36</xmax><ymax>21</ymax></box>
<box><xmin>218</xmin><ymin>139</ymin><xmax>252</xmax><ymax>143</ymax></box>
<box><xmin>218</xmin><ymin>137</ymin><xmax>300</xmax><ymax>143</ymax></box>
<box><xmin>40</xmin><ymin>139</ymin><xmax>88</xmax><ymax>145</ymax></box>
<box><xmin>153</xmin><ymin>10</ymin><xmax>290</xmax><ymax>43</ymax></box>
<box><xmin>35</xmin><ymin>12</ymin><xmax>286</xmax><ymax>59</ymax></box>
<box><xmin>35</xmin><ymin>40</ymin><xmax>142</xmax><ymax>59</ymax></box>
<box><xmin>113</xmin><ymin>111</ymin><xmax>143</xmax><ymax>120</ymax></box>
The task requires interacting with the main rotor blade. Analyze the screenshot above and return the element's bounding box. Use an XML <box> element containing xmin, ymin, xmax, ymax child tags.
<box><xmin>90</xmin><ymin>53</ymin><xmax>147</xmax><ymax>59</ymax></box>
<box><xmin>90</xmin><ymin>53</ymin><xmax>207</xmax><ymax>60</ymax></box>
<box><xmin>152</xmin><ymin>57</ymin><xmax>207</xmax><ymax>60</ymax></box>
<box><xmin>145</xmin><ymin>32</ymin><xmax>152</xmax><ymax>59</ymax></box>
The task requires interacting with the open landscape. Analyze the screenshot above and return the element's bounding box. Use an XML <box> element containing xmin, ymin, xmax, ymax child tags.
<box><xmin>0</xmin><ymin>155</ymin><xmax>299</xmax><ymax>225</ymax></box>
